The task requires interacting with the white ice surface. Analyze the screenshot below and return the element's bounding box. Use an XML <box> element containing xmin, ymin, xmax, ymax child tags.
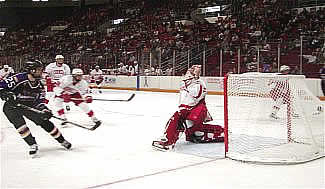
<box><xmin>1</xmin><ymin>90</ymin><xmax>324</xmax><ymax>189</ymax></box>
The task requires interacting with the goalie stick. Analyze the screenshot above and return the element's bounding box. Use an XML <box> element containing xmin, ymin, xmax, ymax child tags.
<box><xmin>15</xmin><ymin>103</ymin><xmax>100</xmax><ymax>131</ymax></box>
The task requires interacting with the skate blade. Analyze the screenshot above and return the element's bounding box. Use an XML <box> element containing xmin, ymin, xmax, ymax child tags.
<box><xmin>30</xmin><ymin>153</ymin><xmax>40</xmax><ymax>159</ymax></box>
<box><xmin>152</xmin><ymin>141</ymin><xmax>173</xmax><ymax>151</ymax></box>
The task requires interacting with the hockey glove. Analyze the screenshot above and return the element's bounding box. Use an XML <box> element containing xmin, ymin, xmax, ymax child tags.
<box><xmin>85</xmin><ymin>96</ymin><xmax>93</xmax><ymax>103</ymax></box>
<box><xmin>59</xmin><ymin>92</ymin><xmax>71</xmax><ymax>102</ymax></box>
<box><xmin>0</xmin><ymin>91</ymin><xmax>16</xmax><ymax>102</ymax></box>
<box><xmin>40</xmin><ymin>109</ymin><xmax>53</xmax><ymax>120</ymax></box>
<box><xmin>35</xmin><ymin>103</ymin><xmax>49</xmax><ymax>111</ymax></box>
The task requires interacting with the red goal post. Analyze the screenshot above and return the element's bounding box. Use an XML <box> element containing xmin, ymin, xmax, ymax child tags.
<box><xmin>224</xmin><ymin>73</ymin><xmax>324</xmax><ymax>164</ymax></box>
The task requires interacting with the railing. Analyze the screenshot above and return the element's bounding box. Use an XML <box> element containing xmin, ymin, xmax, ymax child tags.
<box><xmin>1</xmin><ymin>36</ymin><xmax>324</xmax><ymax>78</ymax></box>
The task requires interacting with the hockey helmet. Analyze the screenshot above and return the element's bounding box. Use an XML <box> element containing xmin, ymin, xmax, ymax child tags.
<box><xmin>72</xmin><ymin>68</ymin><xmax>83</xmax><ymax>82</ymax></box>
<box><xmin>72</xmin><ymin>68</ymin><xmax>84</xmax><ymax>75</ymax></box>
<box><xmin>3</xmin><ymin>65</ymin><xmax>9</xmax><ymax>69</ymax></box>
<box><xmin>25</xmin><ymin>60</ymin><xmax>44</xmax><ymax>79</ymax></box>
<box><xmin>55</xmin><ymin>55</ymin><xmax>64</xmax><ymax>59</ymax></box>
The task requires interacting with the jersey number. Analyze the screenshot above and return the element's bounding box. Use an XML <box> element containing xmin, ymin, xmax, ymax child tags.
<box><xmin>5</xmin><ymin>77</ymin><xmax>16</xmax><ymax>88</ymax></box>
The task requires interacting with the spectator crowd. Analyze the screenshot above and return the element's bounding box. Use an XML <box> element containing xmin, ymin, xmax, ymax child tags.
<box><xmin>0</xmin><ymin>0</ymin><xmax>324</xmax><ymax>77</ymax></box>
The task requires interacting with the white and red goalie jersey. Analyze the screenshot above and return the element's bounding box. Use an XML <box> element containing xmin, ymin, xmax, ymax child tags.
<box><xmin>179</xmin><ymin>78</ymin><xmax>207</xmax><ymax>109</ymax></box>
<box><xmin>152</xmin><ymin>65</ymin><xmax>223</xmax><ymax>150</ymax></box>
<box><xmin>45</xmin><ymin>62</ymin><xmax>71</xmax><ymax>81</ymax></box>
<box><xmin>54</xmin><ymin>75</ymin><xmax>89</xmax><ymax>96</ymax></box>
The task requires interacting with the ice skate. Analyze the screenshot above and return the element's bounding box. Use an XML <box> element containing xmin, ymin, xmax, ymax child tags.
<box><xmin>29</xmin><ymin>144</ymin><xmax>39</xmax><ymax>158</ymax></box>
<box><xmin>269</xmin><ymin>113</ymin><xmax>279</xmax><ymax>119</ymax></box>
<box><xmin>61</xmin><ymin>140</ymin><xmax>72</xmax><ymax>150</ymax></box>
<box><xmin>152</xmin><ymin>139</ymin><xmax>174</xmax><ymax>151</ymax></box>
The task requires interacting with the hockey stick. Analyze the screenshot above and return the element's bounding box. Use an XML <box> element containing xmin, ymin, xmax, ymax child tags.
<box><xmin>15</xmin><ymin>103</ymin><xmax>99</xmax><ymax>131</ymax></box>
<box><xmin>71</xmin><ymin>93</ymin><xmax>136</xmax><ymax>102</ymax></box>
<box><xmin>93</xmin><ymin>93</ymin><xmax>135</xmax><ymax>102</ymax></box>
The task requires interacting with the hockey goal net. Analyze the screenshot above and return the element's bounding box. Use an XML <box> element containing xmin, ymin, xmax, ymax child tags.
<box><xmin>224</xmin><ymin>73</ymin><xmax>324</xmax><ymax>164</ymax></box>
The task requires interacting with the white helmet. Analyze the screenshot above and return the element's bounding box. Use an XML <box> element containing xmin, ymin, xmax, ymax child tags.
<box><xmin>72</xmin><ymin>68</ymin><xmax>84</xmax><ymax>75</ymax></box>
<box><xmin>3</xmin><ymin>65</ymin><xmax>9</xmax><ymax>69</ymax></box>
<box><xmin>280</xmin><ymin>65</ymin><xmax>290</xmax><ymax>72</ymax></box>
<box><xmin>55</xmin><ymin>55</ymin><xmax>64</xmax><ymax>59</ymax></box>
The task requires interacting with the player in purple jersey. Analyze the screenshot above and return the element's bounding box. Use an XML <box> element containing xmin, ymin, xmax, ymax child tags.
<box><xmin>0</xmin><ymin>60</ymin><xmax>71</xmax><ymax>158</ymax></box>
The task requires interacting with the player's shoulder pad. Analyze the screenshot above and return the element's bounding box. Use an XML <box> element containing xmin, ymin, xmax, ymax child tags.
<box><xmin>14</xmin><ymin>72</ymin><xmax>28</xmax><ymax>81</ymax></box>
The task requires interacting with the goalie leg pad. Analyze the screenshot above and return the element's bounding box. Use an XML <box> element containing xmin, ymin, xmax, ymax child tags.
<box><xmin>163</xmin><ymin>111</ymin><xmax>184</xmax><ymax>145</ymax></box>
<box><xmin>152</xmin><ymin>111</ymin><xmax>184</xmax><ymax>150</ymax></box>
<box><xmin>185</xmin><ymin>123</ymin><xmax>224</xmax><ymax>143</ymax></box>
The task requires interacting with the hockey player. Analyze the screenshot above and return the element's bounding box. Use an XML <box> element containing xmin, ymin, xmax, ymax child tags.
<box><xmin>268</xmin><ymin>65</ymin><xmax>303</xmax><ymax>119</ymax></box>
<box><xmin>152</xmin><ymin>65</ymin><xmax>224</xmax><ymax>150</ymax></box>
<box><xmin>89</xmin><ymin>65</ymin><xmax>103</xmax><ymax>93</ymax></box>
<box><xmin>270</xmin><ymin>65</ymin><xmax>323</xmax><ymax>119</ymax></box>
<box><xmin>0</xmin><ymin>60</ymin><xmax>71</xmax><ymax>158</ymax></box>
<box><xmin>44</xmin><ymin>55</ymin><xmax>71</xmax><ymax>81</ymax></box>
<box><xmin>44</xmin><ymin>54</ymin><xmax>71</xmax><ymax>110</ymax></box>
<box><xmin>0</xmin><ymin>65</ymin><xmax>15</xmax><ymax>80</ymax></box>
<box><xmin>53</xmin><ymin>68</ymin><xmax>102</xmax><ymax>128</ymax></box>
<box><xmin>269</xmin><ymin>65</ymin><xmax>291</xmax><ymax>119</ymax></box>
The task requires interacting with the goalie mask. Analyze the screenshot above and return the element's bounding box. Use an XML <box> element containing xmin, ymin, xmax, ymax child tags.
<box><xmin>191</xmin><ymin>65</ymin><xmax>201</xmax><ymax>79</ymax></box>
<box><xmin>183</xmin><ymin>68</ymin><xmax>194</xmax><ymax>79</ymax></box>
<box><xmin>182</xmin><ymin>65</ymin><xmax>202</xmax><ymax>81</ymax></box>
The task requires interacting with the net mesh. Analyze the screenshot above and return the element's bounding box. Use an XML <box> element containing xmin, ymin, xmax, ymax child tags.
<box><xmin>225</xmin><ymin>73</ymin><xmax>324</xmax><ymax>164</ymax></box>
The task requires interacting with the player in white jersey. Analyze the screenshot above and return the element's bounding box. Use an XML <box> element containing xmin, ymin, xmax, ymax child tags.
<box><xmin>0</xmin><ymin>65</ymin><xmax>15</xmax><ymax>80</ymax></box>
<box><xmin>44</xmin><ymin>55</ymin><xmax>71</xmax><ymax>109</ymax></box>
<box><xmin>152</xmin><ymin>65</ymin><xmax>224</xmax><ymax>151</ymax></box>
<box><xmin>269</xmin><ymin>65</ymin><xmax>292</xmax><ymax>119</ymax></box>
<box><xmin>269</xmin><ymin>65</ymin><xmax>323</xmax><ymax>119</ymax></box>
<box><xmin>45</xmin><ymin>55</ymin><xmax>71</xmax><ymax>81</ymax></box>
<box><xmin>89</xmin><ymin>65</ymin><xmax>103</xmax><ymax>93</ymax></box>
<box><xmin>53</xmin><ymin>68</ymin><xmax>101</xmax><ymax>128</ymax></box>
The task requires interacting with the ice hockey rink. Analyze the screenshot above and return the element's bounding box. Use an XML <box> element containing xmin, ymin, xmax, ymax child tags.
<box><xmin>1</xmin><ymin>89</ymin><xmax>324</xmax><ymax>189</ymax></box>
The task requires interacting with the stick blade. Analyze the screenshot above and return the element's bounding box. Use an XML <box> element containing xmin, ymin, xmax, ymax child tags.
<box><xmin>89</xmin><ymin>120</ymin><xmax>102</xmax><ymax>131</ymax></box>
<box><xmin>126</xmin><ymin>93</ymin><xmax>135</xmax><ymax>101</ymax></box>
